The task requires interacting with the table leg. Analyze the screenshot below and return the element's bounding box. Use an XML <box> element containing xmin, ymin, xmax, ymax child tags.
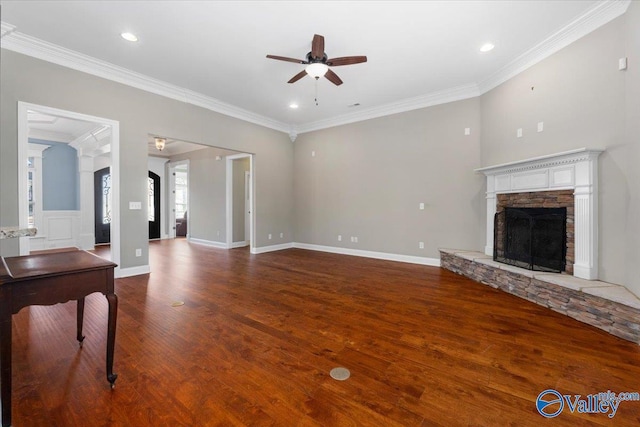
<box><xmin>106</xmin><ymin>292</ymin><xmax>118</xmax><ymax>388</ymax></box>
<box><xmin>76</xmin><ymin>298</ymin><xmax>85</xmax><ymax>348</ymax></box>
<box><xmin>0</xmin><ymin>293</ymin><xmax>12</xmax><ymax>427</ymax></box>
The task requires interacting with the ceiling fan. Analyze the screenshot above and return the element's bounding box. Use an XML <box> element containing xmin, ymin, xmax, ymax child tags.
<box><xmin>266</xmin><ymin>34</ymin><xmax>367</xmax><ymax>86</ymax></box>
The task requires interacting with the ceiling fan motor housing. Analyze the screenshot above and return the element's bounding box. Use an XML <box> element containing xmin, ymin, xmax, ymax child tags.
<box><xmin>306</xmin><ymin>52</ymin><xmax>328</xmax><ymax>64</ymax></box>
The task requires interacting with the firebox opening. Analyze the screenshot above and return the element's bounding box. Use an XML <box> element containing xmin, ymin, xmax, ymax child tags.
<box><xmin>494</xmin><ymin>207</ymin><xmax>567</xmax><ymax>273</ymax></box>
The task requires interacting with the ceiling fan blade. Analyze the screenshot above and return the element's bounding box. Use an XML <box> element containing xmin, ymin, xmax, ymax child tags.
<box><xmin>266</xmin><ymin>55</ymin><xmax>308</xmax><ymax>64</ymax></box>
<box><xmin>311</xmin><ymin>34</ymin><xmax>325</xmax><ymax>59</ymax></box>
<box><xmin>288</xmin><ymin>70</ymin><xmax>308</xmax><ymax>84</ymax></box>
<box><xmin>325</xmin><ymin>69</ymin><xmax>343</xmax><ymax>86</ymax></box>
<box><xmin>326</xmin><ymin>56</ymin><xmax>368</xmax><ymax>66</ymax></box>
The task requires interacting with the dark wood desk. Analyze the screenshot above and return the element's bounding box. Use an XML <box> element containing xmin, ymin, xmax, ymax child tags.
<box><xmin>0</xmin><ymin>251</ymin><xmax>118</xmax><ymax>427</ymax></box>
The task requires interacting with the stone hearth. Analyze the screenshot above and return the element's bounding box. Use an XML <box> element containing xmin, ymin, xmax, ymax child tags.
<box><xmin>440</xmin><ymin>249</ymin><xmax>640</xmax><ymax>344</ymax></box>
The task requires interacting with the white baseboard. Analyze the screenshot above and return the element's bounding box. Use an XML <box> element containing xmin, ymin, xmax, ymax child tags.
<box><xmin>251</xmin><ymin>242</ymin><xmax>294</xmax><ymax>254</ymax></box>
<box><xmin>116</xmin><ymin>264</ymin><xmax>150</xmax><ymax>278</ymax></box>
<box><xmin>292</xmin><ymin>243</ymin><xmax>441</xmax><ymax>267</ymax></box>
<box><xmin>231</xmin><ymin>240</ymin><xmax>249</xmax><ymax>248</ymax></box>
<box><xmin>188</xmin><ymin>237</ymin><xmax>228</xmax><ymax>249</ymax></box>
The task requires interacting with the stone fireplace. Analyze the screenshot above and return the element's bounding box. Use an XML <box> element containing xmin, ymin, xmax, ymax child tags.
<box><xmin>476</xmin><ymin>148</ymin><xmax>603</xmax><ymax>280</ymax></box>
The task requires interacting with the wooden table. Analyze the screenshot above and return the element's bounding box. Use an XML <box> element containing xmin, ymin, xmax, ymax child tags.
<box><xmin>0</xmin><ymin>251</ymin><xmax>118</xmax><ymax>427</ymax></box>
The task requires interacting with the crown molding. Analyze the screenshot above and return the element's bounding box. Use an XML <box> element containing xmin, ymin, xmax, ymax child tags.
<box><xmin>0</xmin><ymin>23</ymin><xmax>290</xmax><ymax>134</ymax></box>
<box><xmin>295</xmin><ymin>83</ymin><xmax>481</xmax><ymax>134</ymax></box>
<box><xmin>477</xmin><ymin>0</ymin><xmax>631</xmax><ymax>94</ymax></box>
<box><xmin>0</xmin><ymin>22</ymin><xmax>16</xmax><ymax>39</ymax></box>
<box><xmin>0</xmin><ymin>0</ymin><xmax>632</xmax><ymax>136</ymax></box>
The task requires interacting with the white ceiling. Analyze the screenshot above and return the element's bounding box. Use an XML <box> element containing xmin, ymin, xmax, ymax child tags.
<box><xmin>1</xmin><ymin>1</ymin><xmax>628</xmax><ymax>134</ymax></box>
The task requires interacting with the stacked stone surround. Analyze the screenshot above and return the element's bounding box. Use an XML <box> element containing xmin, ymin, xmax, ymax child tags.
<box><xmin>496</xmin><ymin>190</ymin><xmax>574</xmax><ymax>274</ymax></box>
<box><xmin>440</xmin><ymin>249</ymin><xmax>640</xmax><ymax>344</ymax></box>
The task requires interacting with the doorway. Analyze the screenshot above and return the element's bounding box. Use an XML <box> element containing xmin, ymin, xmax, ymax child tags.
<box><xmin>17</xmin><ymin>102</ymin><xmax>121</xmax><ymax>275</ymax></box>
<box><xmin>226</xmin><ymin>153</ymin><xmax>254</xmax><ymax>250</ymax></box>
<box><xmin>168</xmin><ymin>161</ymin><xmax>189</xmax><ymax>238</ymax></box>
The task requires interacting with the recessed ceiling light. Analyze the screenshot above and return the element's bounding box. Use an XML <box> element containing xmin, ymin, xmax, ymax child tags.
<box><xmin>121</xmin><ymin>32</ymin><xmax>138</xmax><ymax>42</ymax></box>
<box><xmin>480</xmin><ymin>43</ymin><xmax>495</xmax><ymax>53</ymax></box>
<box><xmin>289</xmin><ymin>103</ymin><xmax>299</xmax><ymax>109</ymax></box>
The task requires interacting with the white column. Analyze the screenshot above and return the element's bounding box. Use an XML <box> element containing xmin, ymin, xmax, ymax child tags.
<box><xmin>485</xmin><ymin>175</ymin><xmax>496</xmax><ymax>256</ymax></box>
<box><xmin>78</xmin><ymin>155</ymin><xmax>95</xmax><ymax>250</ymax></box>
<box><xmin>573</xmin><ymin>156</ymin><xmax>599</xmax><ymax>280</ymax></box>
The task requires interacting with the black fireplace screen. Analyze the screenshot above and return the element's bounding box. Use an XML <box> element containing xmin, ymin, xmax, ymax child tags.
<box><xmin>494</xmin><ymin>207</ymin><xmax>567</xmax><ymax>272</ymax></box>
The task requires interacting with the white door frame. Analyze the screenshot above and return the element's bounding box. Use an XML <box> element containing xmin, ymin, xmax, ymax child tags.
<box><xmin>17</xmin><ymin>102</ymin><xmax>121</xmax><ymax>275</ymax></box>
<box><xmin>226</xmin><ymin>153</ymin><xmax>254</xmax><ymax>250</ymax></box>
<box><xmin>167</xmin><ymin>160</ymin><xmax>190</xmax><ymax>239</ymax></box>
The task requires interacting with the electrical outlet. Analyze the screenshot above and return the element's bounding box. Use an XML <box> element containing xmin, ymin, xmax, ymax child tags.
<box><xmin>338</xmin><ymin>235</ymin><xmax>342</xmax><ymax>241</ymax></box>
<box><xmin>419</xmin><ymin>242</ymin><xmax>424</xmax><ymax>249</ymax></box>
<box><xmin>419</xmin><ymin>202</ymin><xmax>425</xmax><ymax>210</ymax></box>
<box><xmin>537</xmin><ymin>122</ymin><xmax>544</xmax><ymax>132</ymax></box>
<box><xmin>350</xmin><ymin>236</ymin><xmax>355</xmax><ymax>243</ymax></box>
<box><xmin>135</xmin><ymin>248</ymin><xmax>141</xmax><ymax>257</ymax></box>
<box><xmin>464</xmin><ymin>128</ymin><xmax>471</xmax><ymax>135</ymax></box>
<box><xmin>311</xmin><ymin>150</ymin><xmax>316</xmax><ymax>157</ymax></box>
<box><xmin>517</xmin><ymin>128</ymin><xmax>523</xmax><ymax>138</ymax></box>
<box><xmin>268</xmin><ymin>233</ymin><xmax>272</xmax><ymax>240</ymax></box>
<box><xmin>129</xmin><ymin>201</ymin><xmax>142</xmax><ymax>210</ymax></box>
<box><xmin>280</xmin><ymin>232</ymin><xmax>283</xmax><ymax>238</ymax></box>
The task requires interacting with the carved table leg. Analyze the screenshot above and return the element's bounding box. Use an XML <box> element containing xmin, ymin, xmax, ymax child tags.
<box><xmin>0</xmin><ymin>289</ymin><xmax>12</xmax><ymax>427</ymax></box>
<box><xmin>76</xmin><ymin>297</ymin><xmax>85</xmax><ymax>348</ymax></box>
<box><xmin>106</xmin><ymin>292</ymin><xmax>118</xmax><ymax>388</ymax></box>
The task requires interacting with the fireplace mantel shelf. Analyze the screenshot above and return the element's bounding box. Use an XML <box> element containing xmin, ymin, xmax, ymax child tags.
<box><xmin>474</xmin><ymin>148</ymin><xmax>604</xmax><ymax>175</ymax></box>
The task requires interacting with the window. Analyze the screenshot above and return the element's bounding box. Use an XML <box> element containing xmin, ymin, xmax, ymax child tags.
<box><xmin>175</xmin><ymin>169</ymin><xmax>188</xmax><ymax>219</ymax></box>
<box><xmin>26</xmin><ymin>144</ymin><xmax>50</xmax><ymax>230</ymax></box>
<box><xmin>101</xmin><ymin>172</ymin><xmax>112</xmax><ymax>224</ymax></box>
<box><xmin>28</xmin><ymin>157</ymin><xmax>35</xmax><ymax>228</ymax></box>
<box><xmin>148</xmin><ymin>177</ymin><xmax>155</xmax><ymax>222</ymax></box>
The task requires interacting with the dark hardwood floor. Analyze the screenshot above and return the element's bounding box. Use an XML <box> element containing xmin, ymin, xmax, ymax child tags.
<box><xmin>10</xmin><ymin>239</ymin><xmax>640</xmax><ymax>426</ymax></box>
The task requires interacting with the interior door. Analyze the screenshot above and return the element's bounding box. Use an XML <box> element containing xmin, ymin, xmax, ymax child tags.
<box><xmin>94</xmin><ymin>167</ymin><xmax>111</xmax><ymax>244</ymax></box>
<box><xmin>148</xmin><ymin>171</ymin><xmax>161</xmax><ymax>240</ymax></box>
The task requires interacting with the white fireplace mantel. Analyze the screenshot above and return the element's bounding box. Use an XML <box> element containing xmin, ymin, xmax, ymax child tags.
<box><xmin>475</xmin><ymin>148</ymin><xmax>604</xmax><ymax>280</ymax></box>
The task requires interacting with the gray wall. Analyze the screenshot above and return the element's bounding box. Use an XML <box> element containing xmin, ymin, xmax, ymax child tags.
<box><xmin>480</xmin><ymin>9</ymin><xmax>640</xmax><ymax>296</ymax></box>
<box><xmin>169</xmin><ymin>147</ymin><xmax>228</xmax><ymax>243</ymax></box>
<box><xmin>232</xmin><ymin>157</ymin><xmax>250</xmax><ymax>243</ymax></box>
<box><xmin>623</xmin><ymin>1</ymin><xmax>640</xmax><ymax>298</ymax></box>
<box><xmin>294</xmin><ymin>98</ymin><xmax>485</xmax><ymax>260</ymax></box>
<box><xmin>30</xmin><ymin>139</ymin><xmax>79</xmax><ymax>211</ymax></box>
<box><xmin>0</xmin><ymin>49</ymin><xmax>294</xmax><ymax>268</ymax></box>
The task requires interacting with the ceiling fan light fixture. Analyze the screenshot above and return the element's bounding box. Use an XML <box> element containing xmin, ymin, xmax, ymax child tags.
<box><xmin>305</xmin><ymin>63</ymin><xmax>329</xmax><ymax>79</ymax></box>
<box><xmin>154</xmin><ymin>137</ymin><xmax>166</xmax><ymax>151</ymax></box>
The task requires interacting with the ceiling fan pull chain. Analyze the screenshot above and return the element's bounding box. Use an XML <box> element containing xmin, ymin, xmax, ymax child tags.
<box><xmin>315</xmin><ymin>77</ymin><xmax>319</xmax><ymax>106</ymax></box>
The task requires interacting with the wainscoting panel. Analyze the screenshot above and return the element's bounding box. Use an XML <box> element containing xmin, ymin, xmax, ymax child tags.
<box><xmin>30</xmin><ymin>210</ymin><xmax>80</xmax><ymax>251</ymax></box>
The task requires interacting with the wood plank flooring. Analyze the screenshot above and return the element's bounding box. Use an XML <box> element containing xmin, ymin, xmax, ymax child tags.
<box><xmin>9</xmin><ymin>239</ymin><xmax>640</xmax><ymax>426</ymax></box>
